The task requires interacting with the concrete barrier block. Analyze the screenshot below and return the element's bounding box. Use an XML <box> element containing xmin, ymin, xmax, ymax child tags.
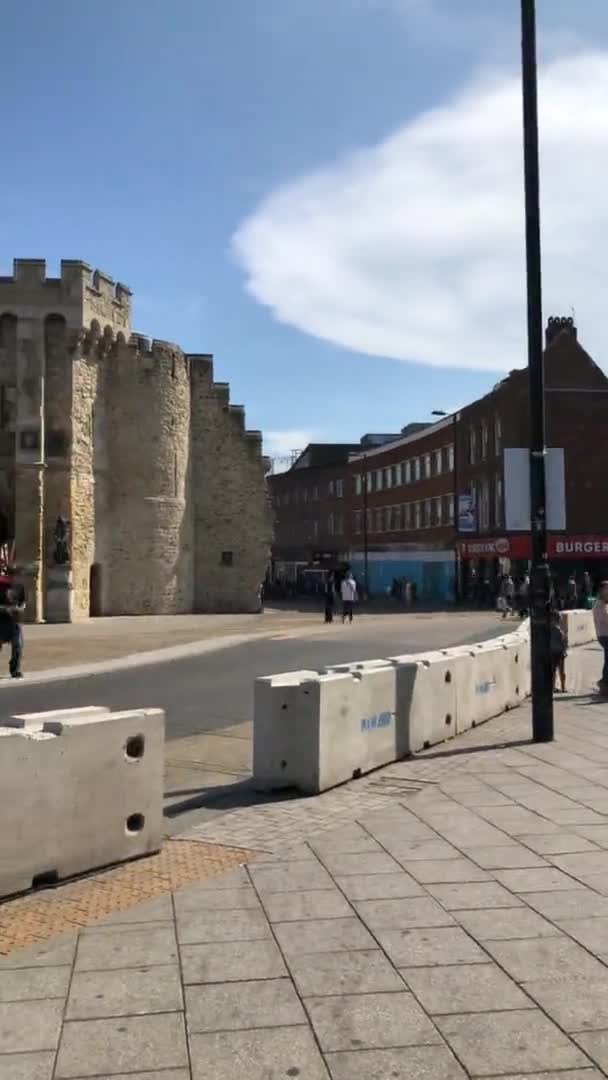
<box><xmin>253</xmin><ymin>670</ymin><xmax>324</xmax><ymax>793</ymax></box>
<box><xmin>254</xmin><ymin>666</ymin><xmax>399</xmax><ymax>795</ymax></box>
<box><xmin>321</xmin><ymin>659</ymin><xmax>394</xmax><ymax>675</ymax></box>
<box><xmin>391</xmin><ymin>653</ymin><xmax>459</xmax><ymax>753</ymax></box>
<box><xmin>561</xmin><ymin>609</ymin><xmax>595</xmax><ymax>647</ymax></box>
<box><xmin>453</xmin><ymin>644</ymin><xmax>518</xmax><ymax>733</ymax></box>
<box><xmin>0</xmin><ymin>707</ymin><xmax>164</xmax><ymax>901</ymax></box>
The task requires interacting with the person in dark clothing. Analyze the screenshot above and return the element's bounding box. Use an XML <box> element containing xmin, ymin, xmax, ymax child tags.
<box><xmin>0</xmin><ymin>571</ymin><xmax>26</xmax><ymax>678</ymax></box>
<box><xmin>565</xmin><ymin>575</ymin><xmax>578</xmax><ymax>611</ymax></box>
<box><xmin>550</xmin><ymin>607</ymin><xmax>568</xmax><ymax>693</ymax></box>
<box><xmin>324</xmin><ymin>577</ymin><xmax>336</xmax><ymax>623</ymax></box>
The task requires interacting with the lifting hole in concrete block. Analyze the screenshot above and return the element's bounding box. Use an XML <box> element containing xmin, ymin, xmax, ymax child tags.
<box><xmin>445</xmin><ymin>713</ymin><xmax>453</xmax><ymax>727</ymax></box>
<box><xmin>32</xmin><ymin>869</ymin><xmax>59</xmax><ymax>890</ymax></box>
<box><xmin>445</xmin><ymin>671</ymin><xmax>452</xmax><ymax>683</ymax></box>
<box><xmin>125</xmin><ymin>734</ymin><xmax>145</xmax><ymax>760</ymax></box>
<box><xmin>126</xmin><ymin>813</ymin><xmax>145</xmax><ymax>834</ymax></box>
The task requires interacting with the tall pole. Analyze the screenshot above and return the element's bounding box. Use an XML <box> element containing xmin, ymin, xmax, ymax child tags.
<box><xmin>521</xmin><ymin>0</ymin><xmax>554</xmax><ymax>742</ymax></box>
<box><xmin>362</xmin><ymin>458</ymin><xmax>369</xmax><ymax>597</ymax></box>
<box><xmin>453</xmin><ymin>412</ymin><xmax>460</xmax><ymax>603</ymax></box>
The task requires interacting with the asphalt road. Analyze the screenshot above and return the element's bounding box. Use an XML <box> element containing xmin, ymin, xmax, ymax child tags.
<box><xmin>0</xmin><ymin>613</ymin><xmax>502</xmax><ymax>740</ymax></box>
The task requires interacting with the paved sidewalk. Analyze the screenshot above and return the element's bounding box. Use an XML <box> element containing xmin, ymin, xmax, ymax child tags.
<box><xmin>4</xmin><ymin>651</ymin><xmax>608</xmax><ymax>1077</ymax></box>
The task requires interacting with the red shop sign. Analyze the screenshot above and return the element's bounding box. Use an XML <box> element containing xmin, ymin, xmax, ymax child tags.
<box><xmin>459</xmin><ymin>535</ymin><xmax>608</xmax><ymax>560</ymax></box>
<box><xmin>549</xmin><ymin>536</ymin><xmax>608</xmax><ymax>558</ymax></box>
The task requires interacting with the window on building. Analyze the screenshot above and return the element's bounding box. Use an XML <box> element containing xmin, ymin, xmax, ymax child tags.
<box><xmin>494</xmin><ymin>414</ymin><xmax>502</xmax><ymax>457</ymax></box>
<box><xmin>336</xmin><ymin>478</ymin><xmax>344</xmax><ymax>498</ymax></box>
<box><xmin>375</xmin><ymin>508</ymin><xmax>384</xmax><ymax>532</ymax></box>
<box><xmin>414</xmin><ymin>457</ymin><xmax>421</xmax><ymax>482</ymax></box>
<box><xmin>328</xmin><ymin>480</ymin><xmax>334</xmax><ymax>496</ymax></box>
<box><xmin>366</xmin><ymin>508</ymin><xmax>372</xmax><ymax>533</ymax></box>
<box><xmin>414</xmin><ymin>502</ymin><xmax>422</xmax><ymax>529</ymax></box>
<box><xmin>448</xmin><ymin>444</ymin><xmax>455</xmax><ymax>472</ymax></box>
<box><xmin>221</xmin><ymin>550</ymin><xmax>234</xmax><ymax>567</ymax></box>
<box><xmin>312</xmin><ymin>520</ymin><xmax>319</xmax><ymax>538</ymax></box>
<box><xmin>434</xmin><ymin>449</ymin><xmax>442</xmax><ymax>476</ymax></box>
<box><xmin>384</xmin><ymin>467</ymin><xmax>392</xmax><ymax>489</ymax></box>
<box><xmin>376</xmin><ymin>469</ymin><xmax>383</xmax><ymax>491</ymax></box>
<box><xmin>494</xmin><ymin>475</ymin><xmax>503</xmax><ymax>527</ymax></box>
<box><xmin>424</xmin><ymin>500</ymin><xmax>432</xmax><ymax>527</ymax></box>
<box><xmin>354</xmin><ymin>474</ymin><xmax>362</xmax><ymax>496</ymax></box>
<box><xmin>481</xmin><ymin>419</ymin><xmax>489</xmax><ymax>460</ymax></box>
<box><xmin>328</xmin><ymin>513</ymin><xmax>335</xmax><ymax>535</ymax></box>
<box><xmin>394</xmin><ymin>504</ymin><xmax>403</xmax><ymax>531</ymax></box>
<box><xmin>354</xmin><ymin>510</ymin><xmax>363</xmax><ymax>533</ymax></box>
<box><xmin>302</xmin><ymin>488</ymin><xmax>308</xmax><ymax>503</ymax></box>
<box><xmin>424</xmin><ymin>453</ymin><xmax>431</xmax><ymax>478</ymax></box>
<box><xmin>335</xmin><ymin>513</ymin><xmax>343</xmax><ymax>535</ymax></box>
<box><xmin>448</xmin><ymin>494</ymin><xmax>455</xmax><ymax>523</ymax></box>
<box><xmin>403</xmin><ymin>503</ymin><xmax>411</xmax><ymax>530</ymax></box>
<box><xmin>434</xmin><ymin>497</ymin><xmax>443</xmax><ymax>525</ymax></box>
<box><xmin>404</xmin><ymin>460</ymin><xmax>411</xmax><ymax>484</ymax></box>
<box><xmin>312</xmin><ymin>484</ymin><xmax>319</xmax><ymax>500</ymax></box>
<box><xmin>469</xmin><ymin>427</ymin><xmax>477</xmax><ymax>465</ymax></box>
<box><xmin>479</xmin><ymin>479</ymin><xmax>490</xmax><ymax>533</ymax></box>
<box><xmin>385</xmin><ymin>506</ymin><xmax>393</xmax><ymax>531</ymax></box>
<box><xmin>274</xmin><ymin>493</ymin><xmax>281</xmax><ymax>508</ymax></box>
<box><xmin>394</xmin><ymin>463</ymin><xmax>402</xmax><ymax>486</ymax></box>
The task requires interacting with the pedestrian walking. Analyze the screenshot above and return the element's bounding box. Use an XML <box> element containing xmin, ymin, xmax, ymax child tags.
<box><xmin>565</xmin><ymin>574</ymin><xmax>578</xmax><ymax>611</ymax></box>
<box><xmin>498</xmin><ymin>574</ymin><xmax>514</xmax><ymax>618</ymax></box>
<box><xmin>257</xmin><ymin>582</ymin><xmax>265</xmax><ymax>614</ymax></box>
<box><xmin>340</xmin><ymin>570</ymin><xmax>357</xmax><ymax>624</ymax></box>
<box><xmin>324</xmin><ymin>576</ymin><xmax>336</xmax><ymax>623</ymax></box>
<box><xmin>518</xmin><ymin>574</ymin><xmax>530</xmax><ymax>618</ymax></box>
<box><xmin>582</xmin><ymin>572</ymin><xmax>594</xmax><ymax>610</ymax></box>
<box><xmin>0</xmin><ymin>569</ymin><xmax>26</xmax><ymax>679</ymax></box>
<box><xmin>593</xmin><ymin>581</ymin><xmax>608</xmax><ymax>696</ymax></box>
<box><xmin>550</xmin><ymin>608</ymin><xmax>568</xmax><ymax>694</ymax></box>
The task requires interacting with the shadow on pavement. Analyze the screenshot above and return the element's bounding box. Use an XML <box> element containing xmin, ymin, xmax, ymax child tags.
<box><xmin>413</xmin><ymin>737</ymin><xmax>534</xmax><ymax>761</ymax></box>
<box><xmin>163</xmin><ymin>776</ymin><xmax>298</xmax><ymax>820</ymax></box>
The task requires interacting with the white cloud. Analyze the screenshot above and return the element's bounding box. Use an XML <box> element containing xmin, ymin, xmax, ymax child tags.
<box><xmin>264</xmin><ymin>429</ymin><xmax>319</xmax><ymax>463</ymax></box>
<box><xmin>233</xmin><ymin>51</ymin><xmax>608</xmax><ymax>373</ymax></box>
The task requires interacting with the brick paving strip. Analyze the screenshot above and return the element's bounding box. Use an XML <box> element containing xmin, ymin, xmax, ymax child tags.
<box><xmin>3</xmin><ymin>649</ymin><xmax>608</xmax><ymax>1077</ymax></box>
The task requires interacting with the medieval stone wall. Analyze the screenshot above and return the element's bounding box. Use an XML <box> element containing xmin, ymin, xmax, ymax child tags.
<box><xmin>190</xmin><ymin>355</ymin><xmax>272</xmax><ymax>612</ymax></box>
<box><xmin>0</xmin><ymin>259</ymin><xmax>271</xmax><ymax>620</ymax></box>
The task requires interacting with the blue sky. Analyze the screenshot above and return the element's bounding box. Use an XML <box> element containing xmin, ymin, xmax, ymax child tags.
<box><xmin>3</xmin><ymin>0</ymin><xmax>608</xmax><ymax>463</ymax></box>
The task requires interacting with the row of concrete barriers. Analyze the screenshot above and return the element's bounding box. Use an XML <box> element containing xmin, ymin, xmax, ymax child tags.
<box><xmin>0</xmin><ymin>706</ymin><xmax>164</xmax><ymax>900</ymax></box>
<box><xmin>253</xmin><ymin>609</ymin><xmax>597</xmax><ymax>796</ymax></box>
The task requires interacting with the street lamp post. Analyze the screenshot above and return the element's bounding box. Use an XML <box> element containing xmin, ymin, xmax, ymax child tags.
<box><xmin>432</xmin><ymin>409</ymin><xmax>460</xmax><ymax>603</ymax></box>
<box><xmin>362</xmin><ymin>459</ymin><xmax>369</xmax><ymax>597</ymax></box>
<box><xmin>521</xmin><ymin>0</ymin><xmax>554</xmax><ymax>742</ymax></box>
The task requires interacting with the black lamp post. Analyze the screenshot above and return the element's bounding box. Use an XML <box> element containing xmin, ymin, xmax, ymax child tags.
<box><xmin>521</xmin><ymin>0</ymin><xmax>554</xmax><ymax>741</ymax></box>
<box><xmin>362</xmin><ymin>460</ymin><xmax>369</xmax><ymax>598</ymax></box>
<box><xmin>432</xmin><ymin>409</ymin><xmax>460</xmax><ymax>602</ymax></box>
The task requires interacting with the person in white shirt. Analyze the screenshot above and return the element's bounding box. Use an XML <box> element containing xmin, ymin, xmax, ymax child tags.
<box><xmin>340</xmin><ymin>572</ymin><xmax>357</xmax><ymax>624</ymax></box>
<box><xmin>593</xmin><ymin>581</ymin><xmax>608</xmax><ymax>693</ymax></box>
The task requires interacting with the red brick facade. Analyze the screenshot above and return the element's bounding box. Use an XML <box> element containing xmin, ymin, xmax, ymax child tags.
<box><xmin>270</xmin><ymin>318</ymin><xmax>608</xmax><ymax>586</ymax></box>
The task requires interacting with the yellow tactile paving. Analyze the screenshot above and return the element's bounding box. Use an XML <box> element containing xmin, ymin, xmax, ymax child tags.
<box><xmin>0</xmin><ymin>839</ymin><xmax>254</xmax><ymax>955</ymax></box>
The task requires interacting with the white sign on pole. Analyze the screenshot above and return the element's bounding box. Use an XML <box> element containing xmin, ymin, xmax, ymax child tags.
<box><xmin>504</xmin><ymin>448</ymin><xmax>566</xmax><ymax>531</ymax></box>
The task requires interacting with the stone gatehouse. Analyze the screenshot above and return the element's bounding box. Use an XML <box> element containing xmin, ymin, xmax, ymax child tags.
<box><xmin>0</xmin><ymin>259</ymin><xmax>271</xmax><ymax>621</ymax></box>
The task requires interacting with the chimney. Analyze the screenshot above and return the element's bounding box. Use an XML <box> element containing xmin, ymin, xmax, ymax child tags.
<box><xmin>545</xmin><ymin>315</ymin><xmax>577</xmax><ymax>347</ymax></box>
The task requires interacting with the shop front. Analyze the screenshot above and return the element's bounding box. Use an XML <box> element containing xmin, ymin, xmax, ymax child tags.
<box><xmin>459</xmin><ymin>535</ymin><xmax>608</xmax><ymax>599</ymax></box>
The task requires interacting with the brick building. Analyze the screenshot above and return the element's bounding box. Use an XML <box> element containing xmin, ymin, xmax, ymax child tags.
<box><xmin>270</xmin><ymin>316</ymin><xmax>608</xmax><ymax>602</ymax></box>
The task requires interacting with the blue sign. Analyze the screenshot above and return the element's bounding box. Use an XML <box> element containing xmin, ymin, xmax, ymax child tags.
<box><xmin>475</xmin><ymin>679</ymin><xmax>496</xmax><ymax>696</ymax></box>
<box><xmin>361</xmin><ymin>711</ymin><xmax>392</xmax><ymax>732</ymax></box>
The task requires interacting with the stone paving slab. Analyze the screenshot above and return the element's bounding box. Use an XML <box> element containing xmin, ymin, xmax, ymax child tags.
<box><xmin>3</xmin><ymin>650</ymin><xmax>608</xmax><ymax>1078</ymax></box>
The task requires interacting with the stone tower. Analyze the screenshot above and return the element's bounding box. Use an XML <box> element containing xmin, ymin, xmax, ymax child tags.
<box><xmin>0</xmin><ymin>259</ymin><xmax>271</xmax><ymax>621</ymax></box>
